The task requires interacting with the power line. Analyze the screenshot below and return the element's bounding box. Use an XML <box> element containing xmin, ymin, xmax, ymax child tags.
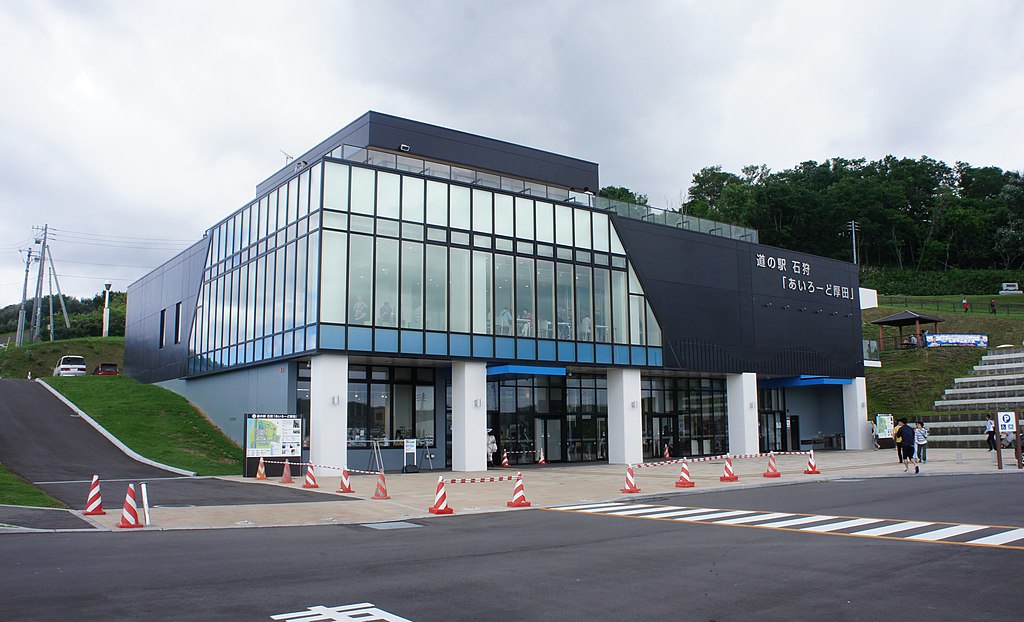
<box><xmin>49</xmin><ymin>228</ymin><xmax>196</xmax><ymax>243</ymax></box>
<box><xmin>59</xmin><ymin>258</ymin><xmax>160</xmax><ymax>269</ymax></box>
<box><xmin>53</xmin><ymin>273</ymin><xmax>136</xmax><ymax>281</ymax></box>
<box><xmin>47</xmin><ymin>236</ymin><xmax>189</xmax><ymax>251</ymax></box>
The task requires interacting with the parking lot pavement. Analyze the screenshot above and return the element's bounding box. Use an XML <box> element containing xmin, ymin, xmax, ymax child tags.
<box><xmin>61</xmin><ymin>447</ymin><xmax>1020</xmax><ymax>531</ymax></box>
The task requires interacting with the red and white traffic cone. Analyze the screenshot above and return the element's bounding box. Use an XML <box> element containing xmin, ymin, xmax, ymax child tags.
<box><xmin>763</xmin><ymin>452</ymin><xmax>781</xmax><ymax>478</ymax></box>
<box><xmin>537</xmin><ymin>448</ymin><xmax>547</xmax><ymax>465</ymax></box>
<box><xmin>804</xmin><ymin>450</ymin><xmax>821</xmax><ymax>475</ymax></box>
<box><xmin>255</xmin><ymin>457</ymin><xmax>267</xmax><ymax>480</ymax></box>
<box><xmin>372</xmin><ymin>471</ymin><xmax>390</xmax><ymax>500</ymax></box>
<box><xmin>675</xmin><ymin>460</ymin><xmax>695</xmax><ymax>488</ymax></box>
<box><xmin>501</xmin><ymin>449</ymin><xmax>509</xmax><ymax>467</ymax></box>
<box><xmin>116</xmin><ymin>483</ymin><xmax>143</xmax><ymax>528</ymax></box>
<box><xmin>84</xmin><ymin>474</ymin><xmax>106</xmax><ymax>515</ymax></box>
<box><xmin>336</xmin><ymin>469</ymin><xmax>354</xmax><ymax>493</ymax></box>
<box><xmin>302</xmin><ymin>464</ymin><xmax>319</xmax><ymax>489</ymax></box>
<box><xmin>620</xmin><ymin>464</ymin><xmax>641</xmax><ymax>493</ymax></box>
<box><xmin>280</xmin><ymin>459</ymin><xmax>294</xmax><ymax>484</ymax></box>
<box><xmin>720</xmin><ymin>455</ymin><xmax>739</xmax><ymax>482</ymax></box>
<box><xmin>663</xmin><ymin>444</ymin><xmax>671</xmax><ymax>459</ymax></box>
<box><xmin>507</xmin><ymin>472</ymin><xmax>532</xmax><ymax>507</ymax></box>
<box><xmin>428</xmin><ymin>476</ymin><xmax>454</xmax><ymax>514</ymax></box>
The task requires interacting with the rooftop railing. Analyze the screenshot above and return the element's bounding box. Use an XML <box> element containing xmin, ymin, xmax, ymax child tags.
<box><xmin>329</xmin><ymin>145</ymin><xmax>759</xmax><ymax>243</ymax></box>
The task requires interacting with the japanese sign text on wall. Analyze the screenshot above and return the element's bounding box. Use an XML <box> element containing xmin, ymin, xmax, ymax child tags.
<box><xmin>755</xmin><ymin>253</ymin><xmax>856</xmax><ymax>301</ymax></box>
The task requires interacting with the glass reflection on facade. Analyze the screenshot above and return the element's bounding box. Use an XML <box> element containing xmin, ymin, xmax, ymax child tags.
<box><xmin>642</xmin><ymin>377</ymin><xmax>728</xmax><ymax>459</ymax></box>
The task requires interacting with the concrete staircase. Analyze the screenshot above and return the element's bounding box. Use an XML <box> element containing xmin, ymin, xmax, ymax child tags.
<box><xmin>934</xmin><ymin>349</ymin><xmax>1024</xmax><ymax>411</ymax></box>
<box><xmin>928</xmin><ymin>348</ymin><xmax>1024</xmax><ymax>447</ymax></box>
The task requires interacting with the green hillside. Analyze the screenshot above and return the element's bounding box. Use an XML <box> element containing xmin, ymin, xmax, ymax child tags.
<box><xmin>0</xmin><ymin>336</ymin><xmax>126</xmax><ymax>379</ymax></box>
<box><xmin>864</xmin><ymin>300</ymin><xmax>1024</xmax><ymax>419</ymax></box>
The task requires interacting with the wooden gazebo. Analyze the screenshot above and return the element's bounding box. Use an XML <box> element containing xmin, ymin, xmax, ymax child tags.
<box><xmin>870</xmin><ymin>310</ymin><xmax>944</xmax><ymax>351</ymax></box>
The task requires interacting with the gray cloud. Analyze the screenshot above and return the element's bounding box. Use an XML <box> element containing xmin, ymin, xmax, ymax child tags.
<box><xmin>1</xmin><ymin>0</ymin><xmax>1021</xmax><ymax>306</ymax></box>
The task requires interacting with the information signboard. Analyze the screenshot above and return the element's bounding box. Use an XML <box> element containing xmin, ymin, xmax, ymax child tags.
<box><xmin>243</xmin><ymin>413</ymin><xmax>302</xmax><ymax>477</ymax></box>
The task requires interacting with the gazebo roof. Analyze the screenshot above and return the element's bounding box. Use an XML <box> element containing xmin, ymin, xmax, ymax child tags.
<box><xmin>870</xmin><ymin>310</ymin><xmax>946</xmax><ymax>327</ymax></box>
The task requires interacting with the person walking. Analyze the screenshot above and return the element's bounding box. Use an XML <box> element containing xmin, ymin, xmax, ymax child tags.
<box><xmin>895</xmin><ymin>418</ymin><xmax>918</xmax><ymax>473</ymax></box>
<box><xmin>984</xmin><ymin>415</ymin><xmax>996</xmax><ymax>451</ymax></box>
<box><xmin>990</xmin><ymin>298</ymin><xmax>997</xmax><ymax>315</ymax></box>
<box><xmin>486</xmin><ymin>429</ymin><xmax>497</xmax><ymax>466</ymax></box>
<box><xmin>914</xmin><ymin>421</ymin><xmax>929</xmax><ymax>464</ymax></box>
<box><xmin>893</xmin><ymin>419</ymin><xmax>904</xmax><ymax>463</ymax></box>
<box><xmin>962</xmin><ymin>297</ymin><xmax>970</xmax><ymax>313</ymax></box>
<box><xmin>869</xmin><ymin>420</ymin><xmax>880</xmax><ymax>450</ymax></box>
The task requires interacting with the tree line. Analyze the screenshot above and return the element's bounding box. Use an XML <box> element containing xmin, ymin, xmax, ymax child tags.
<box><xmin>0</xmin><ymin>291</ymin><xmax>126</xmax><ymax>342</ymax></box>
<box><xmin>615</xmin><ymin>157</ymin><xmax>1024</xmax><ymax>271</ymax></box>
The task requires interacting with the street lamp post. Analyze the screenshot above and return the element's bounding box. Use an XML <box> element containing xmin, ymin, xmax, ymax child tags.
<box><xmin>102</xmin><ymin>282</ymin><xmax>112</xmax><ymax>337</ymax></box>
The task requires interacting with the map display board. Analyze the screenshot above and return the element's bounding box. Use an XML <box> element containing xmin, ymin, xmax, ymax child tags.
<box><xmin>243</xmin><ymin>413</ymin><xmax>303</xmax><ymax>477</ymax></box>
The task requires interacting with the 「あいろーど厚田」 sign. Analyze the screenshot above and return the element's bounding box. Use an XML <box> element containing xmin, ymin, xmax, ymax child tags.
<box><xmin>924</xmin><ymin>334</ymin><xmax>988</xmax><ymax>348</ymax></box>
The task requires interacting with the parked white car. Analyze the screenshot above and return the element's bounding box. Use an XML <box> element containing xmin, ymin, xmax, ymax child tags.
<box><xmin>53</xmin><ymin>355</ymin><xmax>87</xmax><ymax>376</ymax></box>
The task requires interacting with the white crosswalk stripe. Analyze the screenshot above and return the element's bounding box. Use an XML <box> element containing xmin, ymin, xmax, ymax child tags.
<box><xmin>908</xmin><ymin>524</ymin><xmax>988</xmax><ymax>541</ymax></box>
<box><xmin>549</xmin><ymin>503</ymin><xmax>1024</xmax><ymax>550</ymax></box>
<box><xmin>967</xmin><ymin>528</ymin><xmax>1024</xmax><ymax>545</ymax></box>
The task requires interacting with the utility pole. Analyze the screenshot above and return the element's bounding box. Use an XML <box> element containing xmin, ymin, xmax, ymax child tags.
<box><xmin>30</xmin><ymin>224</ymin><xmax>48</xmax><ymax>342</ymax></box>
<box><xmin>15</xmin><ymin>247</ymin><xmax>34</xmax><ymax>347</ymax></box>
<box><xmin>47</xmin><ymin>262</ymin><xmax>55</xmax><ymax>341</ymax></box>
<box><xmin>848</xmin><ymin>220</ymin><xmax>860</xmax><ymax>265</ymax></box>
<box><xmin>47</xmin><ymin>245</ymin><xmax>71</xmax><ymax>334</ymax></box>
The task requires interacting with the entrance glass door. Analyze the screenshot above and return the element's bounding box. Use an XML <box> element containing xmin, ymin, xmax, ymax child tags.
<box><xmin>534</xmin><ymin>417</ymin><xmax>564</xmax><ymax>462</ymax></box>
<box><xmin>566</xmin><ymin>414</ymin><xmax>607</xmax><ymax>462</ymax></box>
<box><xmin>645</xmin><ymin>415</ymin><xmax>677</xmax><ymax>458</ymax></box>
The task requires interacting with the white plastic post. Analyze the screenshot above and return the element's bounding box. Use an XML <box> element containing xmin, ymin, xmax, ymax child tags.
<box><xmin>140</xmin><ymin>482</ymin><xmax>151</xmax><ymax>526</ymax></box>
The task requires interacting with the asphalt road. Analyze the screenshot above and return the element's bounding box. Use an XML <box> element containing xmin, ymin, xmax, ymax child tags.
<box><xmin>1</xmin><ymin>475</ymin><xmax>1020</xmax><ymax>621</ymax></box>
<box><xmin>0</xmin><ymin>379</ymin><xmax>341</xmax><ymax>523</ymax></box>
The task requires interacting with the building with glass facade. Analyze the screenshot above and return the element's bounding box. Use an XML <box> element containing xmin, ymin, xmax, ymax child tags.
<box><xmin>126</xmin><ymin>112</ymin><xmax>869</xmax><ymax>474</ymax></box>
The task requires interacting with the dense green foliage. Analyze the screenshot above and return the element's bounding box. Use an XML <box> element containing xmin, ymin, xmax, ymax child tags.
<box><xmin>683</xmin><ymin>158</ymin><xmax>1024</xmax><ymax>271</ymax></box>
<box><xmin>599</xmin><ymin>185</ymin><xmax>648</xmax><ymax>206</ymax></box>
<box><xmin>0</xmin><ymin>289</ymin><xmax>126</xmax><ymax>342</ymax></box>
<box><xmin>45</xmin><ymin>376</ymin><xmax>243</xmax><ymax>476</ymax></box>
<box><xmin>860</xmin><ymin>268</ymin><xmax>1024</xmax><ymax>296</ymax></box>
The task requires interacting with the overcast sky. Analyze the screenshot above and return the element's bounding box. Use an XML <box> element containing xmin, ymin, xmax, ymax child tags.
<box><xmin>1</xmin><ymin>1</ymin><xmax>1021</xmax><ymax>309</ymax></box>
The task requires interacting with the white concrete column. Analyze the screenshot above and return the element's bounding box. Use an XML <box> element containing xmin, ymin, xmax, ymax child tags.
<box><xmin>451</xmin><ymin>361</ymin><xmax>488</xmax><ymax>472</ymax></box>
<box><xmin>727</xmin><ymin>372</ymin><xmax>759</xmax><ymax>455</ymax></box>
<box><xmin>842</xmin><ymin>377</ymin><xmax>869</xmax><ymax>450</ymax></box>
<box><xmin>607</xmin><ymin>368</ymin><xmax>642</xmax><ymax>465</ymax></box>
<box><xmin>310</xmin><ymin>353</ymin><xmax>348</xmax><ymax>475</ymax></box>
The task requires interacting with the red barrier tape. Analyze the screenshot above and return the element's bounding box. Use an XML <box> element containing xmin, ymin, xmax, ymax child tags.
<box><xmin>635</xmin><ymin>451</ymin><xmax>810</xmax><ymax>469</ymax></box>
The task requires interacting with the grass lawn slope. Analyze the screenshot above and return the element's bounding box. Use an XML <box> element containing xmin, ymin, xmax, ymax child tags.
<box><xmin>0</xmin><ymin>462</ymin><xmax>65</xmax><ymax>508</ymax></box>
<box><xmin>44</xmin><ymin>376</ymin><xmax>243</xmax><ymax>476</ymax></box>
<box><xmin>0</xmin><ymin>337</ymin><xmax>126</xmax><ymax>379</ymax></box>
<box><xmin>864</xmin><ymin>300</ymin><xmax>1024</xmax><ymax>420</ymax></box>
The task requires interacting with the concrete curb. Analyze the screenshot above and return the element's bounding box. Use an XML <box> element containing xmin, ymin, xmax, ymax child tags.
<box><xmin>35</xmin><ymin>379</ymin><xmax>196</xmax><ymax>477</ymax></box>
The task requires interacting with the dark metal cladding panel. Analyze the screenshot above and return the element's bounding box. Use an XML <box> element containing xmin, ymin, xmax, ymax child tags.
<box><xmin>613</xmin><ymin>216</ymin><xmax>863</xmax><ymax>377</ymax></box>
<box><xmin>124</xmin><ymin>238</ymin><xmax>209</xmax><ymax>383</ymax></box>
<box><xmin>365</xmin><ymin>113</ymin><xmax>599</xmax><ymax>192</ymax></box>
<box><xmin>256</xmin><ymin>112</ymin><xmax>599</xmax><ymax>197</ymax></box>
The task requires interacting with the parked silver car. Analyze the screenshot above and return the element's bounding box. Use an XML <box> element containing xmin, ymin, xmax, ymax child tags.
<box><xmin>53</xmin><ymin>355</ymin><xmax>87</xmax><ymax>376</ymax></box>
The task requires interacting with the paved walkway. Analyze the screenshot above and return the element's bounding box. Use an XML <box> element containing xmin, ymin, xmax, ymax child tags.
<box><xmin>70</xmin><ymin>448</ymin><xmax>1022</xmax><ymax>531</ymax></box>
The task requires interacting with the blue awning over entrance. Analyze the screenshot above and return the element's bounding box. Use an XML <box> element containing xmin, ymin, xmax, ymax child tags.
<box><xmin>487</xmin><ymin>364</ymin><xmax>567</xmax><ymax>377</ymax></box>
<box><xmin>758</xmin><ymin>375</ymin><xmax>852</xmax><ymax>388</ymax></box>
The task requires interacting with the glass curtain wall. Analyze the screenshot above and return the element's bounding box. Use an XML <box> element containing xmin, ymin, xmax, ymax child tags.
<box><xmin>642</xmin><ymin>377</ymin><xmax>728</xmax><ymax>458</ymax></box>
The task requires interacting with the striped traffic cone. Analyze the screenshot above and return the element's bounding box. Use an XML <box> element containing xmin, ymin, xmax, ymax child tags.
<box><xmin>620</xmin><ymin>464</ymin><xmax>641</xmax><ymax>493</ymax></box>
<box><xmin>501</xmin><ymin>449</ymin><xmax>509</xmax><ymax>467</ymax></box>
<box><xmin>428</xmin><ymin>476</ymin><xmax>454</xmax><ymax>514</ymax></box>
<box><xmin>763</xmin><ymin>452</ymin><xmax>781</xmax><ymax>478</ymax></box>
<box><xmin>372</xmin><ymin>471</ymin><xmax>390</xmax><ymax>500</ymax></box>
<box><xmin>506</xmin><ymin>472</ymin><xmax>532</xmax><ymax>507</ymax></box>
<box><xmin>84</xmin><ymin>474</ymin><xmax>106</xmax><ymax>515</ymax></box>
<box><xmin>255</xmin><ymin>457</ymin><xmax>267</xmax><ymax>480</ymax></box>
<box><xmin>336</xmin><ymin>469</ymin><xmax>354</xmax><ymax>493</ymax></box>
<box><xmin>116</xmin><ymin>484</ymin><xmax>143</xmax><ymax>528</ymax></box>
<box><xmin>280</xmin><ymin>459</ymin><xmax>294</xmax><ymax>484</ymax></box>
<box><xmin>804</xmin><ymin>450</ymin><xmax>821</xmax><ymax>475</ymax></box>
<box><xmin>302</xmin><ymin>464</ymin><xmax>319</xmax><ymax>489</ymax></box>
<box><xmin>719</xmin><ymin>455</ymin><xmax>739</xmax><ymax>482</ymax></box>
<box><xmin>675</xmin><ymin>460</ymin><xmax>695</xmax><ymax>488</ymax></box>
<box><xmin>537</xmin><ymin>448</ymin><xmax>547</xmax><ymax>465</ymax></box>
<box><xmin>663</xmin><ymin>444</ymin><xmax>671</xmax><ymax>459</ymax></box>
